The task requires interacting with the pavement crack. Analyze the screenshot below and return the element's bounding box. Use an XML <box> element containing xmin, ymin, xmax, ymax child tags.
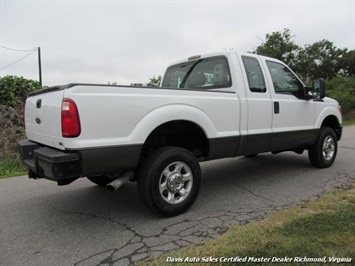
<box><xmin>51</xmin><ymin>208</ymin><xmax>140</xmax><ymax>235</ymax></box>
<box><xmin>236</xmin><ymin>184</ymin><xmax>275</xmax><ymax>203</ymax></box>
<box><xmin>339</xmin><ymin>146</ymin><xmax>355</xmax><ymax>150</ymax></box>
<box><xmin>161</xmin><ymin>218</ymin><xmax>199</xmax><ymax>235</ymax></box>
<box><xmin>52</xmin><ymin>208</ymin><xmax>123</xmax><ymax>226</ymax></box>
<box><xmin>74</xmin><ymin>249</ymin><xmax>117</xmax><ymax>266</ymax></box>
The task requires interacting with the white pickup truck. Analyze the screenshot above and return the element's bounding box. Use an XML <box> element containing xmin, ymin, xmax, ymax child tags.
<box><xmin>18</xmin><ymin>51</ymin><xmax>342</xmax><ymax>216</ymax></box>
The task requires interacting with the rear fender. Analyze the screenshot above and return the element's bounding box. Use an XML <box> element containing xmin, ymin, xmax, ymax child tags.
<box><xmin>129</xmin><ymin>104</ymin><xmax>217</xmax><ymax>144</ymax></box>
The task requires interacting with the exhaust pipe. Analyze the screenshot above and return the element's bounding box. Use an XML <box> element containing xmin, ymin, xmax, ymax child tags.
<box><xmin>107</xmin><ymin>171</ymin><xmax>134</xmax><ymax>192</ymax></box>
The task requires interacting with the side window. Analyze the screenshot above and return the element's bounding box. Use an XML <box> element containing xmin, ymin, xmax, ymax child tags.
<box><xmin>266</xmin><ymin>61</ymin><xmax>304</xmax><ymax>98</ymax></box>
<box><xmin>242</xmin><ymin>56</ymin><xmax>266</xmax><ymax>93</ymax></box>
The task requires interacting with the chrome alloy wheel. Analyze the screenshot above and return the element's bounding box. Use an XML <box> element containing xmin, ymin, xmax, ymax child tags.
<box><xmin>159</xmin><ymin>161</ymin><xmax>193</xmax><ymax>204</ymax></box>
<box><xmin>322</xmin><ymin>135</ymin><xmax>335</xmax><ymax>161</ymax></box>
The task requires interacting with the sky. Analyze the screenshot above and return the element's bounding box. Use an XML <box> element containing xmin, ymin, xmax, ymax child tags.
<box><xmin>1</xmin><ymin>0</ymin><xmax>354</xmax><ymax>86</ymax></box>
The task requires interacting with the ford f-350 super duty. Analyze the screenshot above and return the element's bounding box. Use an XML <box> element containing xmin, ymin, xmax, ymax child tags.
<box><xmin>18</xmin><ymin>51</ymin><xmax>342</xmax><ymax>216</ymax></box>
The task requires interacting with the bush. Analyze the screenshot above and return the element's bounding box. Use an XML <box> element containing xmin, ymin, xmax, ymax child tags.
<box><xmin>326</xmin><ymin>77</ymin><xmax>355</xmax><ymax>118</ymax></box>
<box><xmin>0</xmin><ymin>105</ymin><xmax>25</xmax><ymax>159</ymax></box>
<box><xmin>0</xmin><ymin>75</ymin><xmax>41</xmax><ymax>108</ymax></box>
<box><xmin>326</xmin><ymin>76</ymin><xmax>355</xmax><ymax>91</ymax></box>
<box><xmin>0</xmin><ymin>76</ymin><xmax>41</xmax><ymax>158</ymax></box>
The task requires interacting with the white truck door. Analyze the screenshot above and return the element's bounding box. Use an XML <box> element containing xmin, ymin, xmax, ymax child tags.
<box><xmin>262</xmin><ymin>59</ymin><xmax>315</xmax><ymax>150</ymax></box>
<box><xmin>240</xmin><ymin>55</ymin><xmax>273</xmax><ymax>154</ymax></box>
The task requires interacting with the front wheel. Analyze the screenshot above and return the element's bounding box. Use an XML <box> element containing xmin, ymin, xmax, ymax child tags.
<box><xmin>137</xmin><ymin>147</ymin><xmax>201</xmax><ymax>217</ymax></box>
<box><xmin>308</xmin><ymin>127</ymin><xmax>338</xmax><ymax>168</ymax></box>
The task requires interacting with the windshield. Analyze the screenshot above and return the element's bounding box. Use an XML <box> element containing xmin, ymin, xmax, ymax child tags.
<box><xmin>162</xmin><ymin>56</ymin><xmax>232</xmax><ymax>89</ymax></box>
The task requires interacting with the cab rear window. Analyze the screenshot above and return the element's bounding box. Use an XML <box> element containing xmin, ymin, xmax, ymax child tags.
<box><xmin>162</xmin><ymin>56</ymin><xmax>232</xmax><ymax>89</ymax></box>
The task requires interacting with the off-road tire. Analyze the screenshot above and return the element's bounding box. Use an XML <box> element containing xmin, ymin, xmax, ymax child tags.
<box><xmin>308</xmin><ymin>127</ymin><xmax>338</xmax><ymax>168</ymax></box>
<box><xmin>137</xmin><ymin>147</ymin><xmax>201</xmax><ymax>217</ymax></box>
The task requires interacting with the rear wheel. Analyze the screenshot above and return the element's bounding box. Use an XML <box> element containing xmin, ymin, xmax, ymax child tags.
<box><xmin>308</xmin><ymin>127</ymin><xmax>338</xmax><ymax>168</ymax></box>
<box><xmin>137</xmin><ymin>147</ymin><xmax>201</xmax><ymax>216</ymax></box>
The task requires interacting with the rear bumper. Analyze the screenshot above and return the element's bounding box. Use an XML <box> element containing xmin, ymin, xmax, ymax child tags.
<box><xmin>18</xmin><ymin>140</ymin><xmax>82</xmax><ymax>185</ymax></box>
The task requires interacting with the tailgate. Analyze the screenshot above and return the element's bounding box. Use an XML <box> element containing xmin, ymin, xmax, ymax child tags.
<box><xmin>25</xmin><ymin>87</ymin><xmax>65</xmax><ymax>150</ymax></box>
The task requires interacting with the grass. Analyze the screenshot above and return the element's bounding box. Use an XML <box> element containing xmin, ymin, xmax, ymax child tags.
<box><xmin>142</xmin><ymin>182</ymin><xmax>355</xmax><ymax>266</ymax></box>
<box><xmin>0</xmin><ymin>156</ymin><xmax>27</xmax><ymax>178</ymax></box>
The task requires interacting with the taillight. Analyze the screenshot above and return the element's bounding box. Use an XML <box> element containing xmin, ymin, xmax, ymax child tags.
<box><xmin>22</xmin><ymin>103</ymin><xmax>26</xmax><ymax>129</ymax></box>
<box><xmin>61</xmin><ymin>98</ymin><xmax>81</xmax><ymax>138</ymax></box>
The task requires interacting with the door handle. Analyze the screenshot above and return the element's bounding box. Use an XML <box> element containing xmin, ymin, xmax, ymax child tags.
<box><xmin>274</xmin><ymin>102</ymin><xmax>280</xmax><ymax>114</ymax></box>
<box><xmin>36</xmin><ymin>99</ymin><xmax>42</xmax><ymax>108</ymax></box>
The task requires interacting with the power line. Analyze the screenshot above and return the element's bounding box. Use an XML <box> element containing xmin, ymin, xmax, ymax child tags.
<box><xmin>0</xmin><ymin>50</ymin><xmax>37</xmax><ymax>71</ymax></box>
<box><xmin>0</xmin><ymin>45</ymin><xmax>36</xmax><ymax>52</ymax></box>
<box><xmin>0</xmin><ymin>46</ymin><xmax>42</xmax><ymax>85</ymax></box>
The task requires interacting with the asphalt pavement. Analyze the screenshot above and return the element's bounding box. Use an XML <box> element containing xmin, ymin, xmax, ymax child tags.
<box><xmin>0</xmin><ymin>126</ymin><xmax>354</xmax><ymax>266</ymax></box>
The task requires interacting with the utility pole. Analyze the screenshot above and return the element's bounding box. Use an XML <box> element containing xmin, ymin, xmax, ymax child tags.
<box><xmin>38</xmin><ymin>47</ymin><xmax>42</xmax><ymax>87</ymax></box>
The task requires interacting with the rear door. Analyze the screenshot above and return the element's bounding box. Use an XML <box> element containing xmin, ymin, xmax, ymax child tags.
<box><xmin>239</xmin><ymin>54</ymin><xmax>273</xmax><ymax>154</ymax></box>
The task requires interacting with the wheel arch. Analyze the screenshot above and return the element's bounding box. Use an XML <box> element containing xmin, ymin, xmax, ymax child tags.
<box><xmin>320</xmin><ymin>115</ymin><xmax>342</xmax><ymax>140</ymax></box>
<box><xmin>140</xmin><ymin>119</ymin><xmax>210</xmax><ymax>161</ymax></box>
<box><xmin>315</xmin><ymin>106</ymin><xmax>342</xmax><ymax>141</ymax></box>
<box><xmin>129</xmin><ymin>104</ymin><xmax>217</xmax><ymax>143</ymax></box>
<box><xmin>129</xmin><ymin>104</ymin><xmax>218</xmax><ymax>161</ymax></box>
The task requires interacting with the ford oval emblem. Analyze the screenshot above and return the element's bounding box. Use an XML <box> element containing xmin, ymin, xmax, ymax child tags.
<box><xmin>35</xmin><ymin>117</ymin><xmax>41</xmax><ymax>124</ymax></box>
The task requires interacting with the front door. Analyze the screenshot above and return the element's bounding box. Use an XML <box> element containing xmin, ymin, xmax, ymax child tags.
<box><xmin>263</xmin><ymin>59</ymin><xmax>315</xmax><ymax>151</ymax></box>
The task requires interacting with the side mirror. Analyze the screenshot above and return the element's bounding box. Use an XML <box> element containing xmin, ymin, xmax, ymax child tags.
<box><xmin>312</xmin><ymin>78</ymin><xmax>326</xmax><ymax>99</ymax></box>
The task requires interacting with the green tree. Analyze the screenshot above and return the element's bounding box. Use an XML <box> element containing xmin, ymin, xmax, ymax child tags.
<box><xmin>339</xmin><ymin>50</ymin><xmax>355</xmax><ymax>77</ymax></box>
<box><xmin>0</xmin><ymin>76</ymin><xmax>41</xmax><ymax>107</ymax></box>
<box><xmin>254</xmin><ymin>28</ymin><xmax>301</xmax><ymax>69</ymax></box>
<box><xmin>299</xmin><ymin>40</ymin><xmax>346</xmax><ymax>81</ymax></box>
<box><xmin>326</xmin><ymin>76</ymin><xmax>355</xmax><ymax>118</ymax></box>
<box><xmin>253</xmin><ymin>29</ymin><xmax>351</xmax><ymax>82</ymax></box>
<box><xmin>146</xmin><ymin>75</ymin><xmax>162</xmax><ymax>87</ymax></box>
